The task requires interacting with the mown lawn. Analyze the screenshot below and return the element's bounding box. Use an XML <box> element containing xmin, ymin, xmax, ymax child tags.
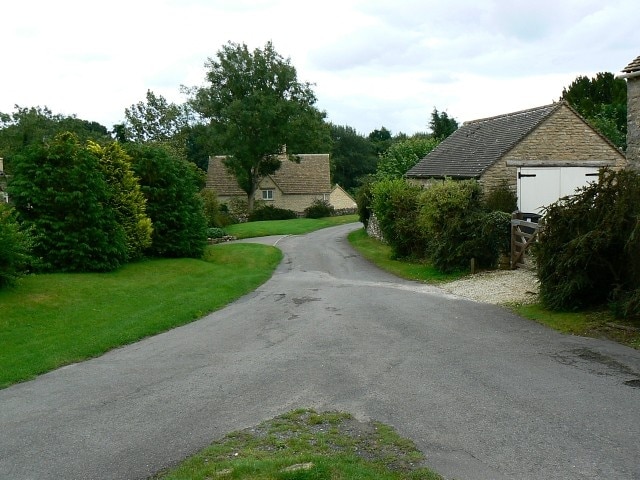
<box><xmin>0</xmin><ymin>243</ymin><xmax>282</xmax><ymax>388</ymax></box>
<box><xmin>225</xmin><ymin>214</ymin><xmax>359</xmax><ymax>239</ymax></box>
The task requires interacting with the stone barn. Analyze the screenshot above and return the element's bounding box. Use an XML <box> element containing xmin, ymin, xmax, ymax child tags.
<box><xmin>405</xmin><ymin>101</ymin><xmax>626</xmax><ymax>214</ymax></box>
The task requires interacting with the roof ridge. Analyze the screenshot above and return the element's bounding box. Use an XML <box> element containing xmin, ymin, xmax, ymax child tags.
<box><xmin>621</xmin><ymin>55</ymin><xmax>640</xmax><ymax>73</ymax></box>
<box><xmin>464</xmin><ymin>102</ymin><xmax>560</xmax><ymax>126</ymax></box>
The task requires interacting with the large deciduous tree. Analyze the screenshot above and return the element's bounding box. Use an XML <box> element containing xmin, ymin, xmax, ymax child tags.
<box><xmin>329</xmin><ymin>124</ymin><xmax>377</xmax><ymax>192</ymax></box>
<box><xmin>376</xmin><ymin>136</ymin><xmax>439</xmax><ymax>180</ymax></box>
<box><xmin>190</xmin><ymin>41</ymin><xmax>329</xmax><ymax>211</ymax></box>
<box><xmin>561</xmin><ymin>72</ymin><xmax>627</xmax><ymax>150</ymax></box>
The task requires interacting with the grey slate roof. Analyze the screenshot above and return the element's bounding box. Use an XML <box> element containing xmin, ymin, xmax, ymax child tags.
<box><xmin>405</xmin><ymin>103</ymin><xmax>560</xmax><ymax>179</ymax></box>
<box><xmin>622</xmin><ymin>55</ymin><xmax>640</xmax><ymax>73</ymax></box>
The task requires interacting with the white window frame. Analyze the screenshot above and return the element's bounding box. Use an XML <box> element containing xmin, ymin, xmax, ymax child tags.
<box><xmin>261</xmin><ymin>189</ymin><xmax>274</xmax><ymax>200</ymax></box>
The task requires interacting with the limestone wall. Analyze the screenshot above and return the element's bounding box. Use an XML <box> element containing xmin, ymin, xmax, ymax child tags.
<box><xmin>628</xmin><ymin>78</ymin><xmax>640</xmax><ymax>169</ymax></box>
<box><xmin>480</xmin><ymin>104</ymin><xmax>627</xmax><ymax>192</ymax></box>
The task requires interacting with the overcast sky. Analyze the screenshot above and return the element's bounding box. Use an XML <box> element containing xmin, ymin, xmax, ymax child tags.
<box><xmin>3</xmin><ymin>0</ymin><xmax>638</xmax><ymax>136</ymax></box>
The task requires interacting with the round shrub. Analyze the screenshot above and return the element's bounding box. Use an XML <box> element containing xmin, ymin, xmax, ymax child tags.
<box><xmin>304</xmin><ymin>199</ymin><xmax>335</xmax><ymax>219</ymax></box>
<box><xmin>248</xmin><ymin>205</ymin><xmax>297</xmax><ymax>221</ymax></box>
<box><xmin>206</xmin><ymin>227</ymin><xmax>226</xmax><ymax>239</ymax></box>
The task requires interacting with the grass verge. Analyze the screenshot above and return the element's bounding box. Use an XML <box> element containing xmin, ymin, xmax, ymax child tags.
<box><xmin>0</xmin><ymin>243</ymin><xmax>282</xmax><ymax>388</ymax></box>
<box><xmin>347</xmin><ymin>228</ymin><xmax>466</xmax><ymax>284</ymax></box>
<box><xmin>348</xmin><ymin>229</ymin><xmax>640</xmax><ymax>348</ymax></box>
<box><xmin>512</xmin><ymin>303</ymin><xmax>640</xmax><ymax>349</ymax></box>
<box><xmin>226</xmin><ymin>215</ymin><xmax>359</xmax><ymax>239</ymax></box>
<box><xmin>151</xmin><ymin>408</ymin><xmax>443</xmax><ymax>480</ymax></box>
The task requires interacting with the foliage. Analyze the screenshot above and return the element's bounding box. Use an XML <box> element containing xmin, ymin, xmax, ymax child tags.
<box><xmin>355</xmin><ymin>179</ymin><xmax>375</xmax><ymax>228</ymax></box>
<box><xmin>429</xmin><ymin>108</ymin><xmax>458</xmax><ymax>140</ymax></box>
<box><xmin>123</xmin><ymin>90</ymin><xmax>191</xmax><ymax>143</ymax></box>
<box><xmin>8</xmin><ymin>132</ymin><xmax>127</xmax><ymax>272</ymax></box>
<box><xmin>483</xmin><ymin>180</ymin><xmax>518</xmax><ymax>213</ymax></box>
<box><xmin>87</xmin><ymin>141</ymin><xmax>153</xmax><ymax>261</ymax></box>
<box><xmin>304</xmin><ymin>198</ymin><xmax>335</xmax><ymax>218</ymax></box>
<box><xmin>206</xmin><ymin>227</ymin><xmax>226</xmax><ymax>239</ymax></box>
<box><xmin>534</xmin><ymin>169</ymin><xmax>640</xmax><ymax>321</ymax></box>
<box><xmin>419</xmin><ymin>180</ymin><xmax>507</xmax><ymax>272</ymax></box>
<box><xmin>0</xmin><ymin>203</ymin><xmax>33</xmax><ymax>287</ymax></box>
<box><xmin>561</xmin><ymin>72</ymin><xmax>627</xmax><ymax>150</ymax></box>
<box><xmin>0</xmin><ymin>105</ymin><xmax>110</xmax><ymax>170</ymax></box>
<box><xmin>371</xmin><ymin>179</ymin><xmax>427</xmax><ymax>258</ymax></box>
<box><xmin>199</xmin><ymin>188</ymin><xmax>236</xmax><ymax>227</ymax></box>
<box><xmin>127</xmin><ymin>142</ymin><xmax>208</xmax><ymax>258</ymax></box>
<box><xmin>368</xmin><ymin>126</ymin><xmax>393</xmax><ymax>156</ymax></box>
<box><xmin>190</xmin><ymin>41</ymin><xmax>330</xmax><ymax>210</ymax></box>
<box><xmin>376</xmin><ymin>136</ymin><xmax>440</xmax><ymax>180</ymax></box>
<box><xmin>330</xmin><ymin>123</ymin><xmax>377</xmax><ymax>192</ymax></box>
<box><xmin>348</xmin><ymin>229</ymin><xmax>466</xmax><ymax>284</ymax></box>
<box><xmin>248</xmin><ymin>204</ymin><xmax>297</xmax><ymax>221</ymax></box>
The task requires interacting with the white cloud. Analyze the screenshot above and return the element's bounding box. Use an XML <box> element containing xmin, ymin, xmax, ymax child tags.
<box><xmin>1</xmin><ymin>0</ymin><xmax>638</xmax><ymax>135</ymax></box>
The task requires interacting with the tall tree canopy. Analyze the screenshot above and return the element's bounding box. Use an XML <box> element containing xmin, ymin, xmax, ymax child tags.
<box><xmin>376</xmin><ymin>136</ymin><xmax>440</xmax><ymax>180</ymax></box>
<box><xmin>0</xmin><ymin>106</ymin><xmax>110</xmax><ymax>170</ymax></box>
<box><xmin>189</xmin><ymin>41</ymin><xmax>330</xmax><ymax>210</ymax></box>
<box><xmin>561</xmin><ymin>72</ymin><xmax>627</xmax><ymax>150</ymax></box>
<box><xmin>429</xmin><ymin>108</ymin><xmax>458</xmax><ymax>140</ymax></box>
<box><xmin>119</xmin><ymin>90</ymin><xmax>213</xmax><ymax>171</ymax></box>
<box><xmin>330</xmin><ymin>124</ymin><xmax>377</xmax><ymax>192</ymax></box>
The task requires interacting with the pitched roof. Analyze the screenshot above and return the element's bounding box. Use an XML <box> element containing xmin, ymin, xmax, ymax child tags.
<box><xmin>207</xmin><ymin>154</ymin><xmax>331</xmax><ymax>195</ymax></box>
<box><xmin>622</xmin><ymin>55</ymin><xmax>640</xmax><ymax>74</ymax></box>
<box><xmin>406</xmin><ymin>103</ymin><xmax>561</xmax><ymax>179</ymax></box>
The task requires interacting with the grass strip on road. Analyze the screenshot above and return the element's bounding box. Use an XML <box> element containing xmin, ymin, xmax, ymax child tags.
<box><xmin>151</xmin><ymin>408</ymin><xmax>443</xmax><ymax>480</ymax></box>
<box><xmin>0</xmin><ymin>243</ymin><xmax>282</xmax><ymax>388</ymax></box>
<box><xmin>225</xmin><ymin>214</ymin><xmax>359</xmax><ymax>239</ymax></box>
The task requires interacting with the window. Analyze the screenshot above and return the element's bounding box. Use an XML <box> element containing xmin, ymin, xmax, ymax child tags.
<box><xmin>261</xmin><ymin>189</ymin><xmax>274</xmax><ymax>200</ymax></box>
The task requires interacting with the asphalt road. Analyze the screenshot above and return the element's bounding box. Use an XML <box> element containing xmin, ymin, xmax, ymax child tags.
<box><xmin>1</xmin><ymin>223</ymin><xmax>639</xmax><ymax>480</ymax></box>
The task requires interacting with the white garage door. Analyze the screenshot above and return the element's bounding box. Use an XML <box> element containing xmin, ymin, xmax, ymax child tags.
<box><xmin>517</xmin><ymin>167</ymin><xmax>599</xmax><ymax>214</ymax></box>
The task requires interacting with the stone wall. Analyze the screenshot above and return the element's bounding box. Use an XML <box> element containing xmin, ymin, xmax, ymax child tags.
<box><xmin>366</xmin><ymin>213</ymin><xmax>385</xmax><ymax>242</ymax></box>
<box><xmin>628</xmin><ymin>77</ymin><xmax>640</xmax><ymax>169</ymax></box>
<box><xmin>480</xmin><ymin>103</ymin><xmax>627</xmax><ymax>192</ymax></box>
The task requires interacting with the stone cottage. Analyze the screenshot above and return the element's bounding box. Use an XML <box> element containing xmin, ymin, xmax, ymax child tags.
<box><xmin>207</xmin><ymin>153</ymin><xmax>331</xmax><ymax>214</ymax></box>
<box><xmin>405</xmin><ymin>101</ymin><xmax>626</xmax><ymax>213</ymax></box>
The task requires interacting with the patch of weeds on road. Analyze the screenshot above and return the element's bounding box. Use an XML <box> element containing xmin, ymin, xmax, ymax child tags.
<box><xmin>151</xmin><ymin>408</ymin><xmax>443</xmax><ymax>480</ymax></box>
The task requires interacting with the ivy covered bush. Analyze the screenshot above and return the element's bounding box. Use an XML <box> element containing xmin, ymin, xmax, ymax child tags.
<box><xmin>535</xmin><ymin>169</ymin><xmax>640</xmax><ymax>321</ymax></box>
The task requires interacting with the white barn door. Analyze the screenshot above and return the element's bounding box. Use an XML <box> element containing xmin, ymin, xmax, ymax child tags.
<box><xmin>517</xmin><ymin>167</ymin><xmax>599</xmax><ymax>214</ymax></box>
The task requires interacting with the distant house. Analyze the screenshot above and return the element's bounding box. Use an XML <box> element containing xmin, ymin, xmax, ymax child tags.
<box><xmin>620</xmin><ymin>54</ymin><xmax>640</xmax><ymax>168</ymax></box>
<box><xmin>206</xmin><ymin>153</ymin><xmax>332</xmax><ymax>213</ymax></box>
<box><xmin>329</xmin><ymin>184</ymin><xmax>357</xmax><ymax>211</ymax></box>
<box><xmin>405</xmin><ymin>101</ymin><xmax>626</xmax><ymax>214</ymax></box>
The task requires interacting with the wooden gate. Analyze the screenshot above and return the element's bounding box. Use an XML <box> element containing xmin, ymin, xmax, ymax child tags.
<box><xmin>510</xmin><ymin>212</ymin><xmax>542</xmax><ymax>269</ymax></box>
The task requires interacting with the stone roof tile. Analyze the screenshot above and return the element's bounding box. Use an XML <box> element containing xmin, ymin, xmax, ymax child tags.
<box><xmin>406</xmin><ymin>103</ymin><xmax>560</xmax><ymax>179</ymax></box>
<box><xmin>207</xmin><ymin>154</ymin><xmax>331</xmax><ymax>195</ymax></box>
<box><xmin>622</xmin><ymin>55</ymin><xmax>640</xmax><ymax>74</ymax></box>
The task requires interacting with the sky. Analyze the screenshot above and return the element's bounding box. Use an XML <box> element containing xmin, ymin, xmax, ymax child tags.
<box><xmin>2</xmin><ymin>0</ymin><xmax>639</xmax><ymax>136</ymax></box>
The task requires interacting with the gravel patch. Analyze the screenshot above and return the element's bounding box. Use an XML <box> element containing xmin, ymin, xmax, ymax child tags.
<box><xmin>442</xmin><ymin>267</ymin><xmax>539</xmax><ymax>305</ymax></box>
